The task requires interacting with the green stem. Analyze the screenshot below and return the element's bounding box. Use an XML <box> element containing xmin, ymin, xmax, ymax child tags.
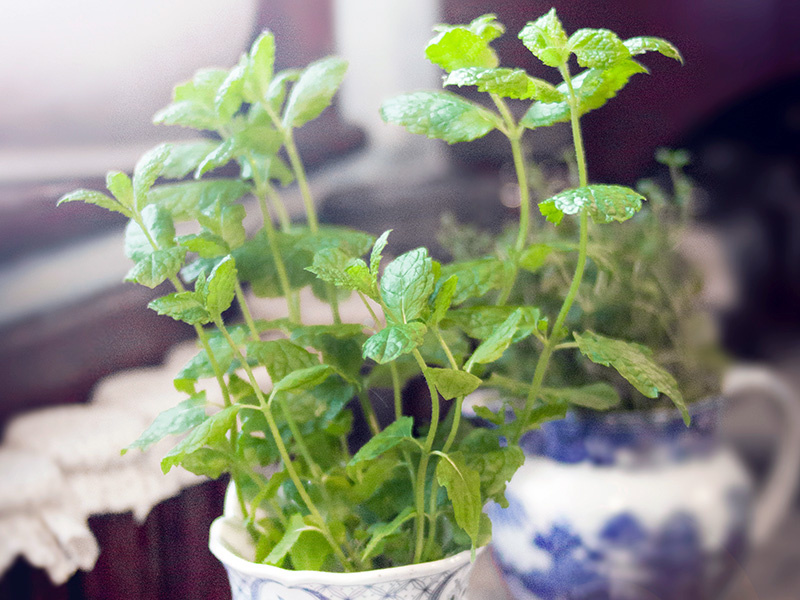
<box><xmin>249</xmin><ymin>157</ymin><xmax>301</xmax><ymax>323</ymax></box>
<box><xmin>389</xmin><ymin>361</ymin><xmax>404</xmax><ymax>422</ymax></box>
<box><xmin>214</xmin><ymin>318</ymin><xmax>355</xmax><ymax>572</ymax></box>
<box><xmin>357</xmin><ymin>291</ymin><xmax>383</xmax><ymax>328</ymax></box>
<box><xmin>265</xmin><ymin>182</ymin><xmax>292</xmax><ymax>232</ymax></box>
<box><xmin>283</xmin><ymin>128</ymin><xmax>319</xmax><ymax>233</ymax></box>
<box><xmin>235</xmin><ymin>281</ymin><xmax>260</xmax><ymax>341</ymax></box>
<box><xmin>358</xmin><ymin>390</ymin><xmax>381</xmax><ymax>436</ymax></box>
<box><xmin>411</xmin><ymin>349</ymin><xmax>441</xmax><ymax>564</ymax></box>
<box><xmin>513</xmin><ymin>64</ymin><xmax>592</xmax><ymax>444</ymax></box>
<box><xmin>434</xmin><ymin>327</ymin><xmax>463</xmax><ymax>454</ymax></box>
<box><xmin>276</xmin><ymin>396</ymin><xmax>324</xmax><ymax>480</ymax></box>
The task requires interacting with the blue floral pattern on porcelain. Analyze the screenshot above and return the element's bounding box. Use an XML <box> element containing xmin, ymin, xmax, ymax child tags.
<box><xmin>489</xmin><ymin>399</ymin><xmax>753</xmax><ymax>600</ymax></box>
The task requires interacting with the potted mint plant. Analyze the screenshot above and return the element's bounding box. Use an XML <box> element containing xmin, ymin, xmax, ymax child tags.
<box><xmin>57</xmin><ymin>9</ymin><xmax>715</xmax><ymax>600</ymax></box>
<box><xmin>383</xmin><ymin>12</ymin><xmax>800</xmax><ymax>600</ymax></box>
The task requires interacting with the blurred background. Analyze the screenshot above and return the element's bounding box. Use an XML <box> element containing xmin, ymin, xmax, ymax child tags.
<box><xmin>1</xmin><ymin>0</ymin><xmax>799</xmax><ymax>598</ymax></box>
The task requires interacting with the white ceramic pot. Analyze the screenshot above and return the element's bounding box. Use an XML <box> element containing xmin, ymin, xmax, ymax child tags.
<box><xmin>488</xmin><ymin>366</ymin><xmax>800</xmax><ymax>600</ymax></box>
<box><xmin>209</xmin><ymin>516</ymin><xmax>480</xmax><ymax>600</ymax></box>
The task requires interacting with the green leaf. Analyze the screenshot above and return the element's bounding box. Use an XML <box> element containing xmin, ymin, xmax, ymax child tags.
<box><xmin>214</xmin><ymin>61</ymin><xmax>246</xmax><ymax>122</ymax></box>
<box><xmin>197</xmin><ymin>200</ymin><xmax>246</xmax><ymax>249</ymax></box>
<box><xmin>380</xmin><ymin>91</ymin><xmax>497</xmax><ymax>144</ymax></box>
<box><xmin>247</xmin><ymin>339</ymin><xmax>318</xmax><ymax>383</ymax></box>
<box><xmin>205</xmin><ymin>255</ymin><xmax>237</xmax><ymax>316</ymax></box>
<box><xmin>430</xmin><ymin>275</ymin><xmax>458</xmax><ymax>325</ymax></box>
<box><xmin>124</xmin><ymin>204</ymin><xmax>176</xmax><ymax>261</ymax></box>
<box><xmin>178</xmin><ymin>448</ymin><xmax>231</xmax><ymax>479</ymax></box>
<box><xmin>461</xmin><ymin>429</ymin><xmax>524</xmax><ymax>507</ymax></box>
<box><xmin>125</xmin><ymin>247</ymin><xmax>186</xmax><ymax>288</ymax></box>
<box><xmin>271</xmin><ymin>364</ymin><xmax>335</xmax><ymax>396</ymax></box>
<box><xmin>283</xmin><ymin>56</ymin><xmax>348</xmax><ymax>128</ymax></box>
<box><xmin>106</xmin><ymin>171</ymin><xmax>134</xmax><ymax>209</ymax></box>
<box><xmin>445</xmin><ymin>306</ymin><xmax>542</xmax><ymax>341</ymax></box>
<box><xmin>160</xmin><ymin>141</ymin><xmax>219</xmax><ymax>179</ymax></box>
<box><xmin>362</xmin><ymin>323</ymin><xmax>427</xmax><ymax>364</ymax></box>
<box><xmin>370</xmin><ymin>229</ymin><xmax>392</xmax><ymax>276</ymax></box>
<box><xmin>245</xmin><ymin>31</ymin><xmax>276</xmax><ymax>102</ymax></box>
<box><xmin>348</xmin><ymin>417</ymin><xmax>414</xmax><ymax>466</ymax></box>
<box><xmin>123</xmin><ymin>393</ymin><xmax>207</xmax><ymax>454</ymax></box>
<box><xmin>307</xmin><ymin>248</ymin><xmax>372</xmax><ymax>296</ymax></box>
<box><xmin>147</xmin><ymin>179</ymin><xmax>251</xmax><ymax>222</ymax></box>
<box><xmin>362</xmin><ymin>507</ymin><xmax>416</xmax><ymax>562</ymax></box>
<box><xmin>265</xmin><ymin>513</ymin><xmax>307</xmax><ymax>566</ymax></box>
<box><xmin>380</xmin><ymin>248</ymin><xmax>435</xmax><ymax>323</ymax></box>
<box><xmin>435</xmin><ymin>452</ymin><xmax>482</xmax><ymax>547</ymax></box>
<box><xmin>289</xmin><ymin>525</ymin><xmax>331</xmax><ymax>571</ymax></box>
<box><xmin>153</xmin><ymin>101</ymin><xmax>219</xmax><ymax>130</ymax></box>
<box><xmin>56</xmin><ymin>189</ymin><xmax>132</xmax><ymax>218</ymax></box>
<box><xmin>440</xmin><ymin>258</ymin><xmax>507</xmax><ymax>305</ymax></box>
<box><xmin>518</xmin><ymin>8</ymin><xmax>570</xmax><ymax>68</ymax></box>
<box><xmin>468</xmin><ymin>310</ymin><xmax>522</xmax><ymax>367</ymax></box>
<box><xmin>539</xmin><ymin>185</ymin><xmax>645</xmax><ymax>225</ymax></box>
<box><xmin>520</xmin><ymin>59</ymin><xmax>648</xmax><ymax>129</ymax></box>
<box><xmin>161</xmin><ymin>404</ymin><xmax>240</xmax><ymax>473</ymax></box>
<box><xmin>425</xmin><ymin>14</ymin><xmax>504</xmax><ymax>72</ymax></box>
<box><xmin>519</xmin><ymin>243</ymin><xmax>553</xmax><ymax>272</ymax></box>
<box><xmin>179</xmin><ymin>232</ymin><xmax>229</xmax><ymax>258</ymax></box>
<box><xmin>195</xmin><ymin>138</ymin><xmax>237</xmax><ymax>178</ymax></box>
<box><xmin>540</xmin><ymin>383</ymin><xmax>620</xmax><ymax>410</ymax></box>
<box><xmin>624</xmin><ymin>36</ymin><xmax>683</xmax><ymax>64</ymax></box>
<box><xmin>148</xmin><ymin>291</ymin><xmax>211</xmax><ymax>325</ymax></box>
<box><xmin>265</xmin><ymin>68</ymin><xmax>300</xmax><ymax>113</ymax></box>
<box><xmin>134</xmin><ymin>144</ymin><xmax>171</xmax><ymax>210</ymax></box>
<box><xmin>568</xmin><ymin>28</ymin><xmax>630</xmax><ymax>68</ymax></box>
<box><xmin>428</xmin><ymin>368</ymin><xmax>482</xmax><ymax>400</ymax></box>
<box><xmin>574</xmin><ymin>331</ymin><xmax>688</xmax><ymax>424</ymax></box>
<box><xmin>444</xmin><ymin>67</ymin><xmax>563</xmax><ymax>102</ymax></box>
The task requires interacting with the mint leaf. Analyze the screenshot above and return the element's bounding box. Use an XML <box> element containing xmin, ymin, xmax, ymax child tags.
<box><xmin>370</xmin><ymin>229</ymin><xmax>392</xmax><ymax>277</ymax></box>
<box><xmin>518</xmin><ymin>8</ymin><xmax>570</xmax><ymax>67</ymax></box>
<box><xmin>265</xmin><ymin>513</ymin><xmax>307</xmax><ymax>566</ymax></box>
<box><xmin>297</xmin><ymin>225</ymin><xmax>375</xmax><ymax>257</ymax></box>
<box><xmin>161</xmin><ymin>404</ymin><xmax>240</xmax><ymax>473</ymax></box>
<box><xmin>160</xmin><ymin>141</ymin><xmax>219</xmax><ymax>179</ymax></box>
<box><xmin>247</xmin><ymin>339</ymin><xmax>318</xmax><ymax>382</ymax></box>
<box><xmin>57</xmin><ymin>189</ymin><xmax>132</xmax><ymax>219</ymax></box>
<box><xmin>539</xmin><ymin>185</ymin><xmax>644</xmax><ymax>225</ymax></box>
<box><xmin>624</xmin><ymin>36</ymin><xmax>683</xmax><ymax>63</ymax></box>
<box><xmin>430</xmin><ymin>275</ymin><xmax>458</xmax><ymax>325</ymax></box>
<box><xmin>380</xmin><ymin>92</ymin><xmax>497</xmax><ymax>144</ymax></box>
<box><xmin>361</xmin><ymin>507</ymin><xmax>415</xmax><ymax>562</ymax></box>
<box><xmin>148</xmin><ymin>179</ymin><xmax>251</xmax><ymax>222</ymax></box>
<box><xmin>444</xmin><ymin>67</ymin><xmax>562</xmax><ymax>102</ymax></box>
<box><xmin>461</xmin><ymin>429</ymin><xmax>524</xmax><ymax>507</ymax></box>
<box><xmin>428</xmin><ymin>368</ymin><xmax>482</xmax><ymax>400</ymax></box>
<box><xmin>440</xmin><ymin>258</ymin><xmax>508</xmax><ymax>305</ymax></box>
<box><xmin>205</xmin><ymin>255</ymin><xmax>237</xmax><ymax>316</ymax></box>
<box><xmin>244</xmin><ymin>31</ymin><xmax>276</xmax><ymax>102</ymax></box>
<box><xmin>195</xmin><ymin>138</ymin><xmax>237</xmax><ymax>178</ymax></box>
<box><xmin>272</xmin><ymin>364</ymin><xmax>335</xmax><ymax>396</ymax></box>
<box><xmin>124</xmin><ymin>204</ymin><xmax>176</xmax><ymax>261</ymax></box>
<box><xmin>362</xmin><ymin>323</ymin><xmax>427</xmax><ymax>364</ymax></box>
<box><xmin>425</xmin><ymin>14</ymin><xmax>504</xmax><ymax>72</ymax></box>
<box><xmin>540</xmin><ymin>383</ymin><xmax>620</xmax><ymax>410</ymax></box>
<box><xmin>215</xmin><ymin>61</ymin><xmax>246</xmax><ymax>122</ymax></box>
<box><xmin>349</xmin><ymin>416</ymin><xmax>414</xmax><ymax>466</ymax></box>
<box><xmin>568</xmin><ymin>28</ymin><xmax>630</xmax><ymax>68</ymax></box>
<box><xmin>519</xmin><ymin>243</ymin><xmax>553</xmax><ymax>272</ymax></box>
<box><xmin>520</xmin><ymin>59</ymin><xmax>648</xmax><ymax>129</ymax></box>
<box><xmin>380</xmin><ymin>248</ymin><xmax>435</xmax><ymax>323</ymax></box>
<box><xmin>307</xmin><ymin>248</ymin><xmax>371</xmax><ymax>296</ymax></box>
<box><xmin>133</xmin><ymin>144</ymin><xmax>171</xmax><ymax>210</ymax></box>
<box><xmin>125</xmin><ymin>247</ymin><xmax>185</xmax><ymax>288</ymax></box>
<box><xmin>265</xmin><ymin>69</ymin><xmax>300</xmax><ymax>113</ymax></box>
<box><xmin>148</xmin><ymin>291</ymin><xmax>211</xmax><ymax>325</ymax></box>
<box><xmin>435</xmin><ymin>452</ymin><xmax>482</xmax><ymax>547</ymax></box>
<box><xmin>123</xmin><ymin>393</ymin><xmax>207</xmax><ymax>454</ymax></box>
<box><xmin>574</xmin><ymin>331</ymin><xmax>688</xmax><ymax>424</ymax></box>
<box><xmin>106</xmin><ymin>171</ymin><xmax>134</xmax><ymax>210</ymax></box>
<box><xmin>467</xmin><ymin>310</ymin><xmax>522</xmax><ymax>367</ymax></box>
<box><xmin>446</xmin><ymin>306</ymin><xmax>541</xmax><ymax>341</ymax></box>
<box><xmin>283</xmin><ymin>56</ymin><xmax>347</xmax><ymax>128</ymax></box>
<box><xmin>198</xmin><ymin>200</ymin><xmax>246</xmax><ymax>249</ymax></box>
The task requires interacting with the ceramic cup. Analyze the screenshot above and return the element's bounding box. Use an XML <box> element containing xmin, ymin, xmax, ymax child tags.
<box><xmin>488</xmin><ymin>366</ymin><xmax>800</xmax><ymax>600</ymax></box>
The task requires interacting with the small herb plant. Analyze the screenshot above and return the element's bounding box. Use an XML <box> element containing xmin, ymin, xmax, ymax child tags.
<box><xmin>59</xmin><ymin>9</ymin><xmax>687</xmax><ymax>573</ymax></box>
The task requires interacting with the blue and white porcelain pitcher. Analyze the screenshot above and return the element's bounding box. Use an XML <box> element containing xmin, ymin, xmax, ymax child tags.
<box><xmin>488</xmin><ymin>366</ymin><xmax>800</xmax><ymax>600</ymax></box>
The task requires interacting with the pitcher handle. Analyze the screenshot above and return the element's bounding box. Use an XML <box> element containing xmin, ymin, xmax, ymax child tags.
<box><xmin>723</xmin><ymin>365</ymin><xmax>800</xmax><ymax>547</ymax></box>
